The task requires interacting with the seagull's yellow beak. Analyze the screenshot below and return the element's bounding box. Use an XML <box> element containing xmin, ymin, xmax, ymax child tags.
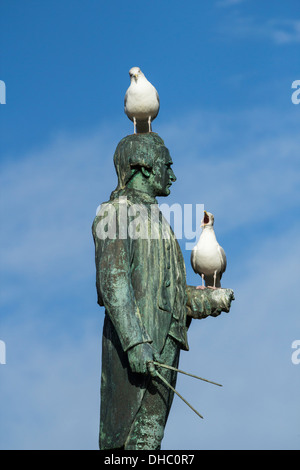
<box><xmin>201</xmin><ymin>211</ymin><xmax>210</xmax><ymax>227</ymax></box>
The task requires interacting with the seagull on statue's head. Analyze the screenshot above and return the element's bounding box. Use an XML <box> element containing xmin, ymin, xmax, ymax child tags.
<box><xmin>124</xmin><ymin>67</ymin><xmax>160</xmax><ymax>134</ymax></box>
<box><xmin>191</xmin><ymin>211</ymin><xmax>227</xmax><ymax>289</ymax></box>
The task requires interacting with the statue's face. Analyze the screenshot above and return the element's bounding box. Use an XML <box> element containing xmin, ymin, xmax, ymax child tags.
<box><xmin>150</xmin><ymin>146</ymin><xmax>177</xmax><ymax>197</ymax></box>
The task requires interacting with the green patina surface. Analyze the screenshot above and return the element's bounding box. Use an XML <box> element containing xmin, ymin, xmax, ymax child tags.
<box><xmin>92</xmin><ymin>133</ymin><xmax>234</xmax><ymax>450</ymax></box>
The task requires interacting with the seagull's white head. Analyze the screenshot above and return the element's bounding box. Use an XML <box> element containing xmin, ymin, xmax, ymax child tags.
<box><xmin>129</xmin><ymin>66</ymin><xmax>145</xmax><ymax>83</ymax></box>
<box><xmin>201</xmin><ymin>211</ymin><xmax>214</xmax><ymax>228</ymax></box>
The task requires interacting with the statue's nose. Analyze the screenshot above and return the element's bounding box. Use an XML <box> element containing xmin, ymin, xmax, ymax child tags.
<box><xmin>170</xmin><ymin>170</ymin><xmax>177</xmax><ymax>182</ymax></box>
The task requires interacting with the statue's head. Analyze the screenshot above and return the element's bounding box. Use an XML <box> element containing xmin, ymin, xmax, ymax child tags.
<box><xmin>112</xmin><ymin>133</ymin><xmax>176</xmax><ymax>198</ymax></box>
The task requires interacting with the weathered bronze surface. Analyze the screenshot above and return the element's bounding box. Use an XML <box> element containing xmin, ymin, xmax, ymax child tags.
<box><xmin>92</xmin><ymin>133</ymin><xmax>234</xmax><ymax>450</ymax></box>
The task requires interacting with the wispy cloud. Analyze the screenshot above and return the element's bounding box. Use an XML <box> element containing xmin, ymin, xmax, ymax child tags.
<box><xmin>219</xmin><ymin>13</ymin><xmax>300</xmax><ymax>45</ymax></box>
<box><xmin>0</xmin><ymin>104</ymin><xmax>299</xmax><ymax>449</ymax></box>
<box><xmin>0</xmin><ymin>126</ymin><xmax>117</xmax><ymax>282</ymax></box>
<box><xmin>1</xmin><ymin>316</ymin><xmax>101</xmax><ymax>449</ymax></box>
<box><xmin>217</xmin><ymin>0</ymin><xmax>246</xmax><ymax>7</ymax></box>
<box><xmin>268</xmin><ymin>19</ymin><xmax>300</xmax><ymax>44</ymax></box>
<box><xmin>161</xmin><ymin>108</ymin><xmax>300</xmax><ymax>237</ymax></box>
<box><xmin>165</xmin><ymin>226</ymin><xmax>300</xmax><ymax>450</ymax></box>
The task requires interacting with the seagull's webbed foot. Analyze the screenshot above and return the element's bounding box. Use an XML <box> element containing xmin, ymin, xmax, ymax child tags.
<box><xmin>196</xmin><ymin>274</ymin><xmax>206</xmax><ymax>290</ymax></box>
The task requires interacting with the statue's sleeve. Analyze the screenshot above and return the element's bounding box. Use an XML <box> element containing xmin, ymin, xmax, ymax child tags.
<box><xmin>92</xmin><ymin>205</ymin><xmax>152</xmax><ymax>352</ymax></box>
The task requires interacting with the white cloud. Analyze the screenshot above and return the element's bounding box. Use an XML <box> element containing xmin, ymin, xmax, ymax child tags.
<box><xmin>0</xmin><ymin>104</ymin><xmax>299</xmax><ymax>449</ymax></box>
<box><xmin>217</xmin><ymin>0</ymin><xmax>246</xmax><ymax>7</ymax></box>
<box><xmin>0</xmin><ymin>126</ymin><xmax>117</xmax><ymax>281</ymax></box>
<box><xmin>163</xmin><ymin>227</ymin><xmax>300</xmax><ymax>450</ymax></box>
<box><xmin>161</xmin><ymin>108</ymin><xmax>300</xmax><ymax>237</ymax></box>
<box><xmin>0</xmin><ymin>316</ymin><xmax>102</xmax><ymax>449</ymax></box>
<box><xmin>269</xmin><ymin>19</ymin><xmax>300</xmax><ymax>45</ymax></box>
<box><xmin>218</xmin><ymin>14</ymin><xmax>300</xmax><ymax>45</ymax></box>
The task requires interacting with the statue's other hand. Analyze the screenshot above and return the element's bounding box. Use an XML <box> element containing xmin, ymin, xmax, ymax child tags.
<box><xmin>127</xmin><ymin>342</ymin><xmax>154</xmax><ymax>376</ymax></box>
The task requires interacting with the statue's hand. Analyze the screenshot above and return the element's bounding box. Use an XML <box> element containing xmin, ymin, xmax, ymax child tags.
<box><xmin>186</xmin><ymin>285</ymin><xmax>235</xmax><ymax>319</ymax></box>
<box><xmin>127</xmin><ymin>343</ymin><xmax>156</xmax><ymax>376</ymax></box>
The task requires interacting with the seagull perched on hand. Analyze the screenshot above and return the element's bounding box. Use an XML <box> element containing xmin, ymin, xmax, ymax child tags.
<box><xmin>124</xmin><ymin>67</ymin><xmax>160</xmax><ymax>134</ymax></box>
<box><xmin>191</xmin><ymin>211</ymin><xmax>227</xmax><ymax>289</ymax></box>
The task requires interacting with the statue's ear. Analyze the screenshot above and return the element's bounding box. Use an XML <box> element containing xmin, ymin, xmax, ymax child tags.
<box><xmin>140</xmin><ymin>166</ymin><xmax>151</xmax><ymax>178</ymax></box>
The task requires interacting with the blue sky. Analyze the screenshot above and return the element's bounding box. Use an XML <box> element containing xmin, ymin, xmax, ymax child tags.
<box><xmin>0</xmin><ymin>0</ymin><xmax>300</xmax><ymax>450</ymax></box>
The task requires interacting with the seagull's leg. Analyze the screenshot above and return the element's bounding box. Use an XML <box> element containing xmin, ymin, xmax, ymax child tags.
<box><xmin>208</xmin><ymin>271</ymin><xmax>217</xmax><ymax>289</ymax></box>
<box><xmin>148</xmin><ymin>116</ymin><xmax>152</xmax><ymax>133</ymax></box>
<box><xmin>133</xmin><ymin>117</ymin><xmax>137</xmax><ymax>134</ymax></box>
<box><xmin>196</xmin><ymin>274</ymin><xmax>206</xmax><ymax>290</ymax></box>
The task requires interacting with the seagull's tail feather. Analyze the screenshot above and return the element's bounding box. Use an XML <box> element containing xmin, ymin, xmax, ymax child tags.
<box><xmin>204</xmin><ymin>275</ymin><xmax>221</xmax><ymax>288</ymax></box>
<box><xmin>136</xmin><ymin>120</ymin><xmax>151</xmax><ymax>134</ymax></box>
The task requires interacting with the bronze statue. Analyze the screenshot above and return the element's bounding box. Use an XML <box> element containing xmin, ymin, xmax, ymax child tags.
<box><xmin>92</xmin><ymin>133</ymin><xmax>234</xmax><ymax>450</ymax></box>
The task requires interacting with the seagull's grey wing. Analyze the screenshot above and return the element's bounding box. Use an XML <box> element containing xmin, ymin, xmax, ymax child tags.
<box><xmin>191</xmin><ymin>247</ymin><xmax>199</xmax><ymax>274</ymax></box>
<box><xmin>190</xmin><ymin>248</ymin><xmax>196</xmax><ymax>273</ymax></box>
<box><xmin>152</xmin><ymin>89</ymin><xmax>160</xmax><ymax>119</ymax></box>
<box><xmin>191</xmin><ymin>246</ymin><xmax>204</xmax><ymax>276</ymax></box>
<box><xmin>218</xmin><ymin>245</ymin><xmax>227</xmax><ymax>276</ymax></box>
<box><xmin>124</xmin><ymin>89</ymin><xmax>129</xmax><ymax>111</ymax></box>
<box><xmin>156</xmin><ymin>89</ymin><xmax>160</xmax><ymax>106</ymax></box>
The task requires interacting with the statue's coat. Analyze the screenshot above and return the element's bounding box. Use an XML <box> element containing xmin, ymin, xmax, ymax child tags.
<box><xmin>92</xmin><ymin>189</ymin><xmax>189</xmax><ymax>449</ymax></box>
